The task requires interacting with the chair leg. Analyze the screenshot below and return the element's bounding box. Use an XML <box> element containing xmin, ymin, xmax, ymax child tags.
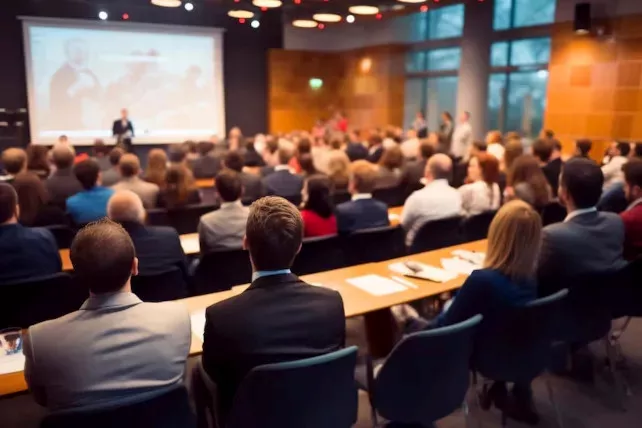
<box><xmin>545</xmin><ymin>374</ymin><xmax>564</xmax><ymax>428</ymax></box>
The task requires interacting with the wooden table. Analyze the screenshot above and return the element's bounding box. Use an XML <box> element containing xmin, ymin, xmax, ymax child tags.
<box><xmin>195</xmin><ymin>178</ymin><xmax>215</xmax><ymax>189</ymax></box>
<box><xmin>59</xmin><ymin>208</ymin><xmax>404</xmax><ymax>271</ymax></box>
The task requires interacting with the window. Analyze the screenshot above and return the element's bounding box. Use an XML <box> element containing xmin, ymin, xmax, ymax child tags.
<box><xmin>490</xmin><ymin>38</ymin><xmax>551</xmax><ymax>67</ymax></box>
<box><xmin>487</xmin><ymin>73</ymin><xmax>507</xmax><ymax>131</ymax></box>
<box><xmin>493</xmin><ymin>0</ymin><xmax>556</xmax><ymax>30</ymax></box>
<box><xmin>406</xmin><ymin>47</ymin><xmax>461</xmax><ymax>72</ymax></box>
<box><xmin>491</xmin><ymin>42</ymin><xmax>509</xmax><ymax>67</ymax></box>
<box><xmin>493</xmin><ymin>0</ymin><xmax>512</xmax><ymax>31</ymax></box>
<box><xmin>404</xmin><ymin>79</ymin><xmax>425</xmax><ymax>130</ymax></box>
<box><xmin>428</xmin><ymin>4</ymin><xmax>465</xmax><ymax>39</ymax></box>
<box><xmin>403</xmin><ymin>77</ymin><xmax>459</xmax><ymax>131</ymax></box>
<box><xmin>406</xmin><ymin>52</ymin><xmax>427</xmax><ymax>73</ymax></box>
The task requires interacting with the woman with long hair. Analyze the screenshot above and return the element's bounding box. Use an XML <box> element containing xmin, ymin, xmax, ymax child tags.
<box><xmin>327</xmin><ymin>150</ymin><xmax>350</xmax><ymax>192</ymax></box>
<box><xmin>26</xmin><ymin>144</ymin><xmax>50</xmax><ymax>179</ymax></box>
<box><xmin>144</xmin><ymin>149</ymin><xmax>168</xmax><ymax>189</ymax></box>
<box><xmin>376</xmin><ymin>145</ymin><xmax>404</xmax><ymax>189</ymax></box>
<box><xmin>300</xmin><ymin>174</ymin><xmax>337</xmax><ymax>237</ymax></box>
<box><xmin>157</xmin><ymin>165</ymin><xmax>201</xmax><ymax>209</ymax></box>
<box><xmin>458</xmin><ymin>152</ymin><xmax>501</xmax><ymax>216</ymax></box>
<box><xmin>506</xmin><ymin>155</ymin><xmax>552</xmax><ymax>209</ymax></box>
<box><xmin>13</xmin><ymin>172</ymin><xmax>67</xmax><ymax>226</ymax></box>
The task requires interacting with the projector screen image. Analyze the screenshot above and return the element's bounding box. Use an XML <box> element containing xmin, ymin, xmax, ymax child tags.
<box><xmin>22</xmin><ymin>18</ymin><xmax>225</xmax><ymax>145</ymax></box>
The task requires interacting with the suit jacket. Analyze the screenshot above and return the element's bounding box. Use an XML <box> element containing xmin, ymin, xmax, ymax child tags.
<box><xmin>198</xmin><ymin>201</ymin><xmax>249</xmax><ymax>253</ymax></box>
<box><xmin>240</xmin><ymin>172</ymin><xmax>265</xmax><ymax>203</ymax></box>
<box><xmin>192</xmin><ymin>154</ymin><xmax>222</xmax><ymax>179</ymax></box>
<box><xmin>345</xmin><ymin>143</ymin><xmax>368</xmax><ymax>162</ymax></box>
<box><xmin>112</xmin><ymin>176</ymin><xmax>160</xmax><ymax>209</ymax></box>
<box><xmin>538</xmin><ymin>211</ymin><xmax>626</xmax><ymax>282</ymax></box>
<box><xmin>202</xmin><ymin>273</ymin><xmax>345</xmax><ymax>418</ymax></box>
<box><xmin>112</xmin><ymin>119</ymin><xmax>135</xmax><ymax>138</ymax></box>
<box><xmin>542</xmin><ymin>158</ymin><xmax>563</xmax><ymax>197</ymax></box>
<box><xmin>620</xmin><ymin>202</ymin><xmax>642</xmax><ymax>260</ymax></box>
<box><xmin>24</xmin><ymin>292</ymin><xmax>190</xmax><ymax>410</ymax></box>
<box><xmin>366</xmin><ymin>146</ymin><xmax>384</xmax><ymax>164</ymax></box>
<box><xmin>46</xmin><ymin>167</ymin><xmax>83</xmax><ymax>207</ymax></box>
<box><xmin>101</xmin><ymin>168</ymin><xmax>121</xmax><ymax>187</ymax></box>
<box><xmin>262</xmin><ymin>169</ymin><xmax>304</xmax><ymax>199</ymax></box>
<box><xmin>336</xmin><ymin>198</ymin><xmax>390</xmax><ymax>233</ymax></box>
<box><xmin>120</xmin><ymin>222</ymin><xmax>188</xmax><ymax>277</ymax></box>
<box><xmin>0</xmin><ymin>224</ymin><xmax>62</xmax><ymax>284</ymax></box>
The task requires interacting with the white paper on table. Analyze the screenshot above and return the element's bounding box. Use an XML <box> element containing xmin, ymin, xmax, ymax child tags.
<box><xmin>190</xmin><ymin>310</ymin><xmax>206</xmax><ymax>342</ymax></box>
<box><xmin>451</xmin><ymin>250</ymin><xmax>485</xmax><ymax>266</ymax></box>
<box><xmin>181</xmin><ymin>238</ymin><xmax>200</xmax><ymax>255</ymax></box>
<box><xmin>388</xmin><ymin>262</ymin><xmax>459</xmax><ymax>283</ymax></box>
<box><xmin>346</xmin><ymin>274</ymin><xmax>408</xmax><ymax>296</ymax></box>
<box><xmin>441</xmin><ymin>258</ymin><xmax>478</xmax><ymax>276</ymax></box>
<box><xmin>0</xmin><ymin>353</ymin><xmax>25</xmax><ymax>375</ymax></box>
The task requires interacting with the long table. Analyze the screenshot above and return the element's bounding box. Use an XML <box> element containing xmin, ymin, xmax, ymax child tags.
<box><xmin>0</xmin><ymin>239</ymin><xmax>486</xmax><ymax>398</ymax></box>
<box><xmin>58</xmin><ymin>206</ymin><xmax>404</xmax><ymax>271</ymax></box>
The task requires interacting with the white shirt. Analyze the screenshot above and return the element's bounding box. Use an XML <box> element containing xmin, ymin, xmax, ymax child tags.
<box><xmin>400</xmin><ymin>138</ymin><xmax>420</xmax><ymax>159</ymax></box>
<box><xmin>400</xmin><ymin>179</ymin><xmax>462</xmax><ymax>246</ymax></box>
<box><xmin>451</xmin><ymin>122</ymin><xmax>473</xmax><ymax>158</ymax></box>
<box><xmin>601</xmin><ymin>155</ymin><xmax>628</xmax><ymax>188</ymax></box>
<box><xmin>352</xmin><ymin>193</ymin><xmax>373</xmax><ymax>201</ymax></box>
<box><xmin>458</xmin><ymin>181</ymin><xmax>501</xmax><ymax>216</ymax></box>
<box><xmin>487</xmin><ymin>143</ymin><xmax>505</xmax><ymax>161</ymax></box>
<box><xmin>564</xmin><ymin>207</ymin><xmax>597</xmax><ymax>222</ymax></box>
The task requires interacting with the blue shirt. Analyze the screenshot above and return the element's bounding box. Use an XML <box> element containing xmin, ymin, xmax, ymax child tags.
<box><xmin>252</xmin><ymin>269</ymin><xmax>291</xmax><ymax>282</ymax></box>
<box><xmin>66</xmin><ymin>186</ymin><xmax>115</xmax><ymax>224</ymax></box>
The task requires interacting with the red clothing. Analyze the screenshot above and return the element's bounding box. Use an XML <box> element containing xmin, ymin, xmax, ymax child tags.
<box><xmin>337</xmin><ymin>118</ymin><xmax>348</xmax><ymax>133</ymax></box>
<box><xmin>301</xmin><ymin>209</ymin><xmax>337</xmax><ymax>238</ymax></box>
<box><xmin>620</xmin><ymin>202</ymin><xmax>642</xmax><ymax>259</ymax></box>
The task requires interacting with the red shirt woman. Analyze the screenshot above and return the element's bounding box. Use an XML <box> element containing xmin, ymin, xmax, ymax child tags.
<box><xmin>300</xmin><ymin>175</ymin><xmax>337</xmax><ymax>238</ymax></box>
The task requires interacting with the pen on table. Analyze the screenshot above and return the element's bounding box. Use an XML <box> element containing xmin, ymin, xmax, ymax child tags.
<box><xmin>391</xmin><ymin>275</ymin><xmax>418</xmax><ymax>289</ymax></box>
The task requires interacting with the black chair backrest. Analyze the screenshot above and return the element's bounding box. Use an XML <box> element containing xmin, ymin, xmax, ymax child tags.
<box><xmin>408</xmin><ymin>216</ymin><xmax>463</xmax><ymax>254</ymax></box>
<box><xmin>145</xmin><ymin>209</ymin><xmax>170</xmax><ymax>228</ymax></box>
<box><xmin>167</xmin><ymin>204</ymin><xmax>218</xmax><ymax>235</ymax></box>
<box><xmin>332</xmin><ymin>190</ymin><xmax>351</xmax><ymax>206</ymax></box>
<box><xmin>461</xmin><ymin>210</ymin><xmax>496</xmax><ymax>242</ymax></box>
<box><xmin>343</xmin><ymin>226</ymin><xmax>405</xmax><ymax>266</ymax></box>
<box><xmin>131</xmin><ymin>268</ymin><xmax>188</xmax><ymax>302</ymax></box>
<box><xmin>44</xmin><ymin>225</ymin><xmax>76</xmax><ymax>249</ymax></box>
<box><xmin>292</xmin><ymin>235</ymin><xmax>345</xmax><ymax>276</ymax></box>
<box><xmin>194</xmin><ymin>248</ymin><xmax>252</xmax><ymax>295</ymax></box>
<box><xmin>540</xmin><ymin>201</ymin><xmax>567</xmax><ymax>226</ymax></box>
<box><xmin>41</xmin><ymin>386</ymin><xmax>195</xmax><ymax>428</ymax></box>
<box><xmin>281</xmin><ymin>194</ymin><xmax>302</xmax><ymax>207</ymax></box>
<box><xmin>373</xmin><ymin>185</ymin><xmax>405</xmax><ymax>207</ymax></box>
<box><xmin>0</xmin><ymin>273</ymin><xmax>86</xmax><ymax>329</ymax></box>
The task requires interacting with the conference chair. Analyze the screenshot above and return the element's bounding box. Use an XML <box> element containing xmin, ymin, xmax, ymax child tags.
<box><xmin>343</xmin><ymin>225</ymin><xmax>405</xmax><ymax>266</ymax></box>
<box><xmin>332</xmin><ymin>190</ymin><xmax>351</xmax><ymax>206</ymax></box>
<box><xmin>461</xmin><ymin>210</ymin><xmax>497</xmax><ymax>242</ymax></box>
<box><xmin>540</xmin><ymin>201</ymin><xmax>567</xmax><ymax>226</ymax></box>
<box><xmin>0</xmin><ymin>273</ymin><xmax>86</xmax><ymax>329</ymax></box>
<box><xmin>472</xmin><ymin>289</ymin><xmax>569</xmax><ymax>427</ymax></box>
<box><xmin>408</xmin><ymin>216</ymin><xmax>463</xmax><ymax>254</ymax></box>
<box><xmin>281</xmin><ymin>193</ymin><xmax>302</xmax><ymax>207</ymax></box>
<box><xmin>44</xmin><ymin>224</ymin><xmax>76</xmax><ymax>249</ymax></box>
<box><xmin>291</xmin><ymin>235</ymin><xmax>344</xmax><ymax>276</ymax></box>
<box><xmin>131</xmin><ymin>267</ymin><xmax>188</xmax><ymax>302</ymax></box>
<box><xmin>168</xmin><ymin>204</ymin><xmax>219</xmax><ymax>234</ymax></box>
<box><xmin>145</xmin><ymin>208</ymin><xmax>170</xmax><ymax>228</ymax></box>
<box><xmin>358</xmin><ymin>315</ymin><xmax>482</xmax><ymax>427</ymax></box>
<box><xmin>194</xmin><ymin>248</ymin><xmax>253</xmax><ymax>295</ymax></box>
<box><xmin>373</xmin><ymin>185</ymin><xmax>405</xmax><ymax>207</ymax></box>
<box><xmin>41</xmin><ymin>385</ymin><xmax>195</xmax><ymax>428</ymax></box>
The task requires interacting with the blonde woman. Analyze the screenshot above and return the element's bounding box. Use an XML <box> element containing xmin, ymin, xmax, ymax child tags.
<box><xmin>144</xmin><ymin>149</ymin><xmax>168</xmax><ymax>189</ymax></box>
<box><xmin>327</xmin><ymin>150</ymin><xmax>351</xmax><ymax>192</ymax></box>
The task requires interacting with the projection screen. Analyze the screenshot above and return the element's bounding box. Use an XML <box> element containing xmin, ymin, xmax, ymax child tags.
<box><xmin>22</xmin><ymin>17</ymin><xmax>225</xmax><ymax>145</ymax></box>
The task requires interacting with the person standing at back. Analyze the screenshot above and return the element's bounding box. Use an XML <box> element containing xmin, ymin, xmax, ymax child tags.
<box><xmin>46</xmin><ymin>144</ymin><xmax>83</xmax><ymax>207</ymax></box>
<box><xmin>201</xmin><ymin>197</ymin><xmax>345</xmax><ymax>422</ymax></box>
<box><xmin>66</xmin><ymin>159</ymin><xmax>114</xmax><ymax>224</ymax></box>
<box><xmin>112</xmin><ymin>154</ymin><xmax>160</xmax><ymax>208</ymax></box>
<box><xmin>451</xmin><ymin>111</ymin><xmax>473</xmax><ymax>160</ymax></box>
<box><xmin>23</xmin><ymin>219</ymin><xmax>191</xmax><ymax>410</ymax></box>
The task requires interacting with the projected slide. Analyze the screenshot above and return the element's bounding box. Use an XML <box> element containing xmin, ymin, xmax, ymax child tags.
<box><xmin>22</xmin><ymin>19</ymin><xmax>225</xmax><ymax>144</ymax></box>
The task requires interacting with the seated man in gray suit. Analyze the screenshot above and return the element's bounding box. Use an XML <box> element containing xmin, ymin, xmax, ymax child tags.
<box><xmin>23</xmin><ymin>219</ymin><xmax>191</xmax><ymax>411</ymax></box>
<box><xmin>111</xmin><ymin>154</ymin><xmax>159</xmax><ymax>208</ymax></box>
<box><xmin>538</xmin><ymin>158</ymin><xmax>626</xmax><ymax>285</ymax></box>
<box><xmin>198</xmin><ymin>169</ymin><xmax>249</xmax><ymax>253</ymax></box>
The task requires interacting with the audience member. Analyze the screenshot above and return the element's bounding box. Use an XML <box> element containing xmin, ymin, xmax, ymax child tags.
<box><xmin>26</xmin><ymin>145</ymin><xmax>50</xmax><ymax>179</ymax></box>
<box><xmin>301</xmin><ymin>175</ymin><xmax>337</xmax><ymax>237</ymax></box>
<box><xmin>1</xmin><ymin>148</ymin><xmax>28</xmax><ymax>183</ymax></box>
<box><xmin>412</xmin><ymin>111</ymin><xmax>428</xmax><ymax>138</ymax></box>
<box><xmin>366</xmin><ymin>134</ymin><xmax>384</xmax><ymax>164</ymax></box>
<box><xmin>376</xmin><ymin>146</ymin><xmax>404</xmax><ymax>189</ymax></box>
<box><xmin>198</xmin><ymin>170</ymin><xmax>249</xmax><ymax>253</ymax></box>
<box><xmin>157</xmin><ymin>165</ymin><xmax>201</xmax><ymax>209</ymax></box>
<box><xmin>533</xmin><ymin>138</ymin><xmax>562</xmax><ymax>197</ymax></box>
<box><xmin>438</xmin><ymin>111</ymin><xmax>454</xmax><ymax>153</ymax></box>
<box><xmin>46</xmin><ymin>144</ymin><xmax>83</xmax><ymax>207</ymax></box>
<box><xmin>92</xmin><ymin>140</ymin><xmax>111</xmax><ymax>171</ymax></box>
<box><xmin>262</xmin><ymin>146</ymin><xmax>304</xmax><ymax>202</ymax></box>
<box><xmin>345</xmin><ymin>130</ymin><xmax>368</xmax><ymax>161</ymax></box>
<box><xmin>66</xmin><ymin>159</ymin><xmax>115</xmax><ymax>224</ymax></box>
<box><xmin>108</xmin><ymin>191</ymin><xmax>187</xmax><ymax>276</ymax></box>
<box><xmin>451</xmin><ymin>111</ymin><xmax>473</xmax><ymax>159</ymax></box>
<box><xmin>575</xmin><ymin>139</ymin><xmax>593</xmax><ymax>159</ymax></box>
<box><xmin>539</xmin><ymin>129</ymin><xmax>555</xmax><ymax>140</ymax></box>
<box><xmin>634</xmin><ymin>142</ymin><xmax>642</xmax><ymax>159</ymax></box>
<box><xmin>502</xmin><ymin>138</ymin><xmax>524</xmax><ymax>173</ymax></box>
<box><xmin>23</xmin><ymin>219</ymin><xmax>190</xmax><ymax>410</ymax></box>
<box><xmin>602</xmin><ymin>141</ymin><xmax>629</xmax><ymax>188</ymax></box>
<box><xmin>401</xmin><ymin>140</ymin><xmax>436</xmax><ymax>192</ymax></box>
<box><xmin>401</xmin><ymin>154</ymin><xmax>462</xmax><ymax>246</ymax></box>
<box><xmin>101</xmin><ymin>148</ymin><xmax>124</xmax><ymax>187</ymax></box>
<box><xmin>458</xmin><ymin>153</ymin><xmax>501</xmax><ymax>216</ymax></box>
<box><xmin>505</xmin><ymin>155</ymin><xmax>552</xmax><ymax>210</ymax></box>
<box><xmin>183</xmin><ymin>140</ymin><xmax>199</xmax><ymax>163</ymax></box>
<box><xmin>12</xmin><ymin>173</ymin><xmax>67</xmax><ymax>227</ymax></box>
<box><xmin>201</xmin><ymin>196</ymin><xmax>345</xmax><ymax>421</ymax></box>
<box><xmin>336</xmin><ymin>160</ymin><xmax>390</xmax><ymax>233</ymax></box>
<box><xmin>620</xmin><ymin>159</ymin><xmax>642</xmax><ymax>259</ymax></box>
<box><xmin>144</xmin><ymin>149</ymin><xmax>168</xmax><ymax>189</ymax></box>
<box><xmin>262</xmin><ymin>137</ymin><xmax>279</xmax><ymax>167</ymax></box>
<box><xmin>113</xmin><ymin>154</ymin><xmax>160</xmax><ymax>208</ymax></box>
<box><xmin>290</xmin><ymin>138</ymin><xmax>312</xmax><ymax>174</ymax></box>
<box><xmin>224</xmin><ymin>151</ymin><xmax>265</xmax><ymax>203</ymax></box>
<box><xmin>538</xmin><ymin>158</ymin><xmax>626</xmax><ymax>280</ymax></box>
<box><xmin>168</xmin><ymin>144</ymin><xmax>188</xmax><ymax>166</ymax></box>
<box><xmin>486</xmin><ymin>130</ymin><xmax>504</xmax><ymax>160</ymax></box>
<box><xmin>298</xmin><ymin>153</ymin><xmax>318</xmax><ymax>177</ymax></box>
<box><xmin>400</xmin><ymin>129</ymin><xmax>420</xmax><ymax>159</ymax></box>
<box><xmin>327</xmin><ymin>150</ymin><xmax>351</xmax><ymax>192</ymax></box>
<box><xmin>0</xmin><ymin>183</ymin><xmax>61</xmax><ymax>283</ymax></box>
<box><xmin>244</xmin><ymin>139</ymin><xmax>266</xmax><ymax>168</ymax></box>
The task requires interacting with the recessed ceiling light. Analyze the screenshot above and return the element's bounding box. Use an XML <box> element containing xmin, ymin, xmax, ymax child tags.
<box><xmin>313</xmin><ymin>13</ymin><xmax>342</xmax><ymax>22</ymax></box>
<box><xmin>150</xmin><ymin>0</ymin><xmax>182</xmax><ymax>7</ymax></box>
<box><xmin>252</xmin><ymin>0</ymin><xmax>282</xmax><ymax>8</ymax></box>
<box><xmin>348</xmin><ymin>5</ymin><xmax>379</xmax><ymax>15</ymax></box>
<box><xmin>292</xmin><ymin>19</ymin><xmax>318</xmax><ymax>28</ymax></box>
<box><xmin>346</xmin><ymin>15</ymin><xmax>355</xmax><ymax>23</ymax></box>
<box><xmin>228</xmin><ymin>10</ymin><xmax>255</xmax><ymax>18</ymax></box>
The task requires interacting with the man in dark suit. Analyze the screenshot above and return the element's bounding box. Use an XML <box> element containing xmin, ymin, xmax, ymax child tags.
<box><xmin>345</xmin><ymin>130</ymin><xmax>368</xmax><ymax>162</ymax></box>
<box><xmin>201</xmin><ymin>197</ymin><xmax>345</xmax><ymax>421</ymax></box>
<box><xmin>400</xmin><ymin>141</ymin><xmax>436</xmax><ymax>196</ymax></box>
<box><xmin>107</xmin><ymin>190</ymin><xmax>187</xmax><ymax>278</ymax></box>
<box><xmin>366</xmin><ymin>134</ymin><xmax>384</xmax><ymax>164</ymax></box>
<box><xmin>224</xmin><ymin>151</ymin><xmax>265</xmax><ymax>204</ymax></box>
<box><xmin>336</xmin><ymin>160</ymin><xmax>390</xmax><ymax>233</ymax></box>
<box><xmin>0</xmin><ymin>184</ymin><xmax>61</xmax><ymax>283</ymax></box>
<box><xmin>112</xmin><ymin>108</ymin><xmax>135</xmax><ymax>153</ymax></box>
<box><xmin>46</xmin><ymin>144</ymin><xmax>83</xmax><ymax>208</ymax></box>
<box><xmin>538</xmin><ymin>158</ymin><xmax>626</xmax><ymax>282</ymax></box>
<box><xmin>191</xmin><ymin>141</ymin><xmax>222</xmax><ymax>179</ymax></box>
<box><xmin>261</xmin><ymin>147</ymin><xmax>304</xmax><ymax>204</ymax></box>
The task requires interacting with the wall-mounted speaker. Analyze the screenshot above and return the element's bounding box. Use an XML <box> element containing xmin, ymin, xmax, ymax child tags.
<box><xmin>574</xmin><ymin>2</ymin><xmax>592</xmax><ymax>35</ymax></box>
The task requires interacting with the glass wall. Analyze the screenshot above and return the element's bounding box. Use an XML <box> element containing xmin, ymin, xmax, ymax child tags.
<box><xmin>493</xmin><ymin>0</ymin><xmax>556</xmax><ymax>30</ymax></box>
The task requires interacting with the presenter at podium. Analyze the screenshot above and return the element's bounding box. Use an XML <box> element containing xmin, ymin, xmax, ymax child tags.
<box><xmin>112</xmin><ymin>108</ymin><xmax>135</xmax><ymax>152</ymax></box>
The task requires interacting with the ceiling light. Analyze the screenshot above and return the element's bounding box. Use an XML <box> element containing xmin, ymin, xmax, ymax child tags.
<box><xmin>313</xmin><ymin>13</ymin><xmax>342</xmax><ymax>22</ymax></box>
<box><xmin>184</xmin><ymin>2</ymin><xmax>194</xmax><ymax>11</ymax></box>
<box><xmin>397</xmin><ymin>0</ymin><xmax>426</xmax><ymax>3</ymax></box>
<box><xmin>252</xmin><ymin>0</ymin><xmax>282</xmax><ymax>8</ymax></box>
<box><xmin>228</xmin><ymin>10</ymin><xmax>255</xmax><ymax>18</ymax></box>
<box><xmin>151</xmin><ymin>0</ymin><xmax>182</xmax><ymax>7</ymax></box>
<box><xmin>251</xmin><ymin>20</ymin><xmax>260</xmax><ymax>28</ymax></box>
<box><xmin>98</xmin><ymin>11</ymin><xmax>108</xmax><ymax>20</ymax></box>
<box><xmin>346</xmin><ymin>15</ymin><xmax>355</xmax><ymax>23</ymax></box>
<box><xmin>348</xmin><ymin>5</ymin><xmax>379</xmax><ymax>15</ymax></box>
<box><xmin>292</xmin><ymin>19</ymin><xmax>318</xmax><ymax>28</ymax></box>
<box><xmin>391</xmin><ymin>4</ymin><xmax>406</xmax><ymax>10</ymax></box>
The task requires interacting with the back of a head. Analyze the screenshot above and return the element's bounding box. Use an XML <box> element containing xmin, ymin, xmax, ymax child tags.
<box><xmin>52</xmin><ymin>144</ymin><xmax>76</xmax><ymax>170</ymax></box>
<box><xmin>26</xmin><ymin>145</ymin><xmax>50</xmax><ymax>172</ymax></box>
<box><xmin>298</xmin><ymin>153</ymin><xmax>317</xmax><ymax>175</ymax></box>
<box><xmin>119</xmin><ymin>154</ymin><xmax>141</xmax><ymax>178</ymax></box>
<box><xmin>486</xmin><ymin>130</ymin><xmax>503</xmax><ymax>145</ymax></box>
<box><xmin>476</xmin><ymin>153</ymin><xmax>500</xmax><ymax>185</ymax></box>
<box><xmin>277</xmin><ymin>146</ymin><xmax>295</xmax><ymax>165</ymax></box>
<box><xmin>183</xmin><ymin>140</ymin><xmax>197</xmax><ymax>154</ymax></box>
<box><xmin>216</xmin><ymin>169</ymin><xmax>242</xmax><ymax>202</ymax></box>
<box><xmin>107</xmin><ymin>190</ymin><xmax>145</xmax><ymax>223</ymax></box>
<box><xmin>13</xmin><ymin>173</ymin><xmax>47</xmax><ymax>225</ymax></box>
<box><xmin>147</xmin><ymin>149</ymin><xmax>168</xmax><ymax>170</ymax></box>
<box><xmin>552</xmin><ymin>139</ymin><xmax>562</xmax><ymax>153</ymax></box>
<box><xmin>532</xmin><ymin>139</ymin><xmax>553</xmax><ymax>163</ymax></box>
<box><xmin>543</xmin><ymin>129</ymin><xmax>555</xmax><ymax>139</ymax></box>
<box><xmin>561</xmin><ymin>158</ymin><xmax>604</xmax><ymax>209</ymax></box>
<box><xmin>197</xmin><ymin>141</ymin><xmax>214</xmax><ymax>156</ymax></box>
<box><xmin>509</xmin><ymin>155</ymin><xmax>551</xmax><ymax>207</ymax></box>
<box><xmin>576</xmin><ymin>139</ymin><xmax>592</xmax><ymax>156</ymax></box>
<box><xmin>71</xmin><ymin>219</ymin><xmax>136</xmax><ymax>294</ymax></box>
<box><xmin>617</xmin><ymin>141</ymin><xmax>631</xmax><ymax>157</ymax></box>
<box><xmin>472</xmin><ymin>140</ymin><xmax>488</xmax><ymax>153</ymax></box>
<box><xmin>2</xmin><ymin>148</ymin><xmax>27</xmax><ymax>175</ymax></box>
<box><xmin>504</xmin><ymin>139</ymin><xmax>524</xmax><ymax>171</ymax></box>
<box><xmin>419</xmin><ymin>140</ymin><xmax>436</xmax><ymax>159</ymax></box>
<box><xmin>634</xmin><ymin>142</ymin><xmax>642</xmax><ymax>158</ymax></box>
<box><xmin>350</xmin><ymin>160</ymin><xmax>378</xmax><ymax>194</ymax></box>
<box><xmin>624</xmin><ymin>159</ymin><xmax>642</xmax><ymax>191</ymax></box>
<box><xmin>427</xmin><ymin>153</ymin><xmax>453</xmax><ymax>181</ymax></box>
<box><xmin>246</xmin><ymin>196</ymin><xmax>303</xmax><ymax>271</ymax></box>
<box><xmin>484</xmin><ymin>200</ymin><xmax>542</xmax><ymax>280</ymax></box>
<box><xmin>0</xmin><ymin>183</ymin><xmax>17</xmax><ymax>224</ymax></box>
<box><xmin>224</xmin><ymin>151</ymin><xmax>244</xmax><ymax>172</ymax></box>
<box><xmin>369</xmin><ymin>134</ymin><xmax>383</xmax><ymax>148</ymax></box>
<box><xmin>74</xmin><ymin>159</ymin><xmax>100</xmax><ymax>190</ymax></box>
<box><xmin>304</xmin><ymin>174</ymin><xmax>334</xmax><ymax>218</ymax></box>
<box><xmin>297</xmin><ymin>138</ymin><xmax>312</xmax><ymax>155</ymax></box>
<box><xmin>168</xmin><ymin>144</ymin><xmax>187</xmax><ymax>163</ymax></box>
<box><xmin>379</xmin><ymin>146</ymin><xmax>404</xmax><ymax>170</ymax></box>
<box><xmin>109</xmin><ymin>148</ymin><xmax>124</xmax><ymax>167</ymax></box>
<box><xmin>327</xmin><ymin>150</ymin><xmax>350</xmax><ymax>176</ymax></box>
<box><xmin>93</xmin><ymin>140</ymin><xmax>109</xmax><ymax>157</ymax></box>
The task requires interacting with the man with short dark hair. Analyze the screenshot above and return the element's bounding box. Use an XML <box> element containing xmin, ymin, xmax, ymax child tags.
<box><xmin>366</xmin><ymin>134</ymin><xmax>384</xmax><ymax>164</ymax></box>
<box><xmin>201</xmin><ymin>196</ymin><xmax>345</xmax><ymax>422</ymax></box>
<box><xmin>574</xmin><ymin>139</ymin><xmax>593</xmax><ymax>159</ymax></box>
<box><xmin>533</xmin><ymin>138</ymin><xmax>562</xmax><ymax>196</ymax></box>
<box><xmin>198</xmin><ymin>170</ymin><xmax>249</xmax><ymax>253</ymax></box>
<box><xmin>224</xmin><ymin>151</ymin><xmax>264</xmax><ymax>203</ymax></box>
<box><xmin>620</xmin><ymin>159</ymin><xmax>642</xmax><ymax>259</ymax></box>
<box><xmin>0</xmin><ymin>183</ymin><xmax>61</xmax><ymax>283</ymax></box>
<box><xmin>23</xmin><ymin>219</ymin><xmax>190</xmax><ymax>410</ymax></box>
<box><xmin>1</xmin><ymin>148</ymin><xmax>28</xmax><ymax>183</ymax></box>
<box><xmin>192</xmin><ymin>141</ymin><xmax>222</xmax><ymax>179</ymax></box>
<box><xmin>261</xmin><ymin>146</ymin><xmax>304</xmax><ymax>203</ymax></box>
<box><xmin>93</xmin><ymin>139</ymin><xmax>111</xmax><ymax>171</ymax></box>
<box><xmin>401</xmin><ymin>141</ymin><xmax>436</xmax><ymax>194</ymax></box>
<box><xmin>345</xmin><ymin>129</ymin><xmax>368</xmax><ymax>162</ymax></box>
<box><xmin>634</xmin><ymin>142</ymin><xmax>642</xmax><ymax>159</ymax></box>
<box><xmin>46</xmin><ymin>144</ymin><xmax>83</xmax><ymax>206</ymax></box>
<box><xmin>112</xmin><ymin>154</ymin><xmax>159</xmax><ymax>208</ymax></box>
<box><xmin>538</xmin><ymin>158</ymin><xmax>626</xmax><ymax>280</ymax></box>
<box><xmin>66</xmin><ymin>159</ymin><xmax>114</xmax><ymax>224</ymax></box>
<box><xmin>101</xmin><ymin>148</ymin><xmax>124</xmax><ymax>187</ymax></box>
<box><xmin>602</xmin><ymin>141</ymin><xmax>630</xmax><ymax>188</ymax></box>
